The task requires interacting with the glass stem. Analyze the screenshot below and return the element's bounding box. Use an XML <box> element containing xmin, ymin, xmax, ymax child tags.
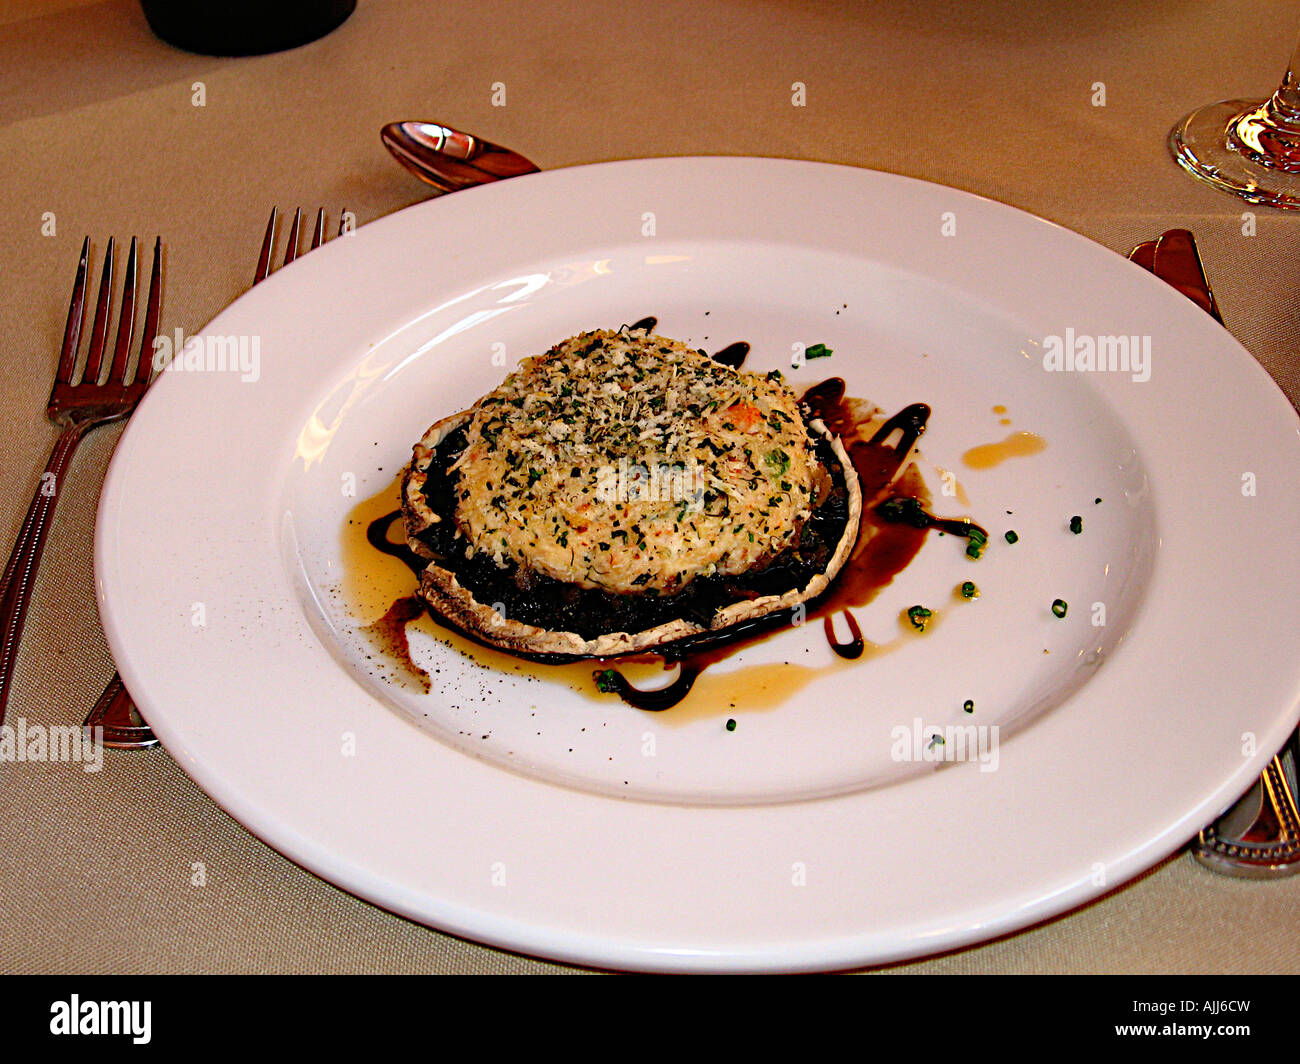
<box><xmin>1264</xmin><ymin>37</ymin><xmax>1300</xmax><ymax>130</ymax></box>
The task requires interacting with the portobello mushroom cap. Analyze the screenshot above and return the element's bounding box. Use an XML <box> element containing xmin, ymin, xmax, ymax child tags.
<box><xmin>400</xmin><ymin>329</ymin><xmax>862</xmax><ymax>659</ymax></box>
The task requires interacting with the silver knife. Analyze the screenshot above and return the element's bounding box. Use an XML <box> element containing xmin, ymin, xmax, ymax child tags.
<box><xmin>1130</xmin><ymin>229</ymin><xmax>1300</xmax><ymax>877</ymax></box>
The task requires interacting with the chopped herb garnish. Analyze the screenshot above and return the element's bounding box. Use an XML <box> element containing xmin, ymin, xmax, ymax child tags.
<box><xmin>876</xmin><ymin>496</ymin><xmax>929</xmax><ymax>528</ymax></box>
<box><xmin>907</xmin><ymin>605</ymin><xmax>933</xmax><ymax>631</ymax></box>
<box><xmin>593</xmin><ymin>669</ymin><xmax>618</xmax><ymax>693</ymax></box>
<box><xmin>1069</xmin><ymin>515</ymin><xmax>1083</xmax><ymax>534</ymax></box>
<box><xmin>963</xmin><ymin>699</ymin><xmax>974</xmax><ymax>714</ymax></box>
<box><xmin>725</xmin><ymin>718</ymin><xmax>737</xmax><ymax>732</ymax></box>
<box><xmin>959</xmin><ymin>581</ymin><xmax>979</xmax><ymax>599</ymax></box>
<box><xmin>1004</xmin><ymin>530</ymin><xmax>1019</xmax><ymax>544</ymax></box>
<box><xmin>805</xmin><ymin>343</ymin><xmax>833</xmax><ymax>360</ymax></box>
<box><xmin>1051</xmin><ymin>598</ymin><xmax>1068</xmax><ymax>618</ymax></box>
<box><xmin>764</xmin><ymin>448</ymin><xmax>791</xmax><ymax>476</ymax></box>
<box><xmin>965</xmin><ymin>527</ymin><xmax>988</xmax><ymax>559</ymax></box>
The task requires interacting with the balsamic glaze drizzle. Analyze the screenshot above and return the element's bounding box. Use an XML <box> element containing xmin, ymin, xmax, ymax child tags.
<box><xmin>367</xmin><ymin>510</ymin><xmax>425</xmax><ymax>575</ymax></box>
<box><xmin>823</xmin><ymin>611</ymin><xmax>865</xmax><ymax>659</ymax></box>
<box><xmin>873</xmin><ymin>496</ymin><xmax>989</xmax><ymax>541</ymax></box>
<box><xmin>599</xmin><ymin>664</ymin><xmax>703</xmax><ymax>711</ymax></box>
<box><xmin>869</xmin><ymin>402</ymin><xmax>931</xmax><ymax>454</ymax></box>
<box><xmin>710</xmin><ymin>341</ymin><xmax>750</xmax><ymax>368</ymax></box>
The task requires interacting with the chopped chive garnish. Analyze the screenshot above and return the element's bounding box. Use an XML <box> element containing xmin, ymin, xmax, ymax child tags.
<box><xmin>1051</xmin><ymin>599</ymin><xmax>1068</xmax><ymax>618</ymax></box>
<box><xmin>959</xmin><ymin>581</ymin><xmax>979</xmax><ymax>599</ymax></box>
<box><xmin>963</xmin><ymin>699</ymin><xmax>974</xmax><ymax>714</ymax></box>
<box><xmin>764</xmin><ymin>448</ymin><xmax>790</xmax><ymax>476</ymax></box>
<box><xmin>965</xmin><ymin>527</ymin><xmax>988</xmax><ymax>559</ymax></box>
<box><xmin>1004</xmin><ymin>530</ymin><xmax>1019</xmax><ymax>544</ymax></box>
<box><xmin>593</xmin><ymin>668</ymin><xmax>619</xmax><ymax>692</ymax></box>
<box><xmin>876</xmin><ymin>496</ymin><xmax>929</xmax><ymax>528</ymax></box>
<box><xmin>725</xmin><ymin>718</ymin><xmax>737</xmax><ymax>732</ymax></box>
<box><xmin>907</xmin><ymin>605</ymin><xmax>933</xmax><ymax>631</ymax></box>
<box><xmin>1069</xmin><ymin>515</ymin><xmax>1083</xmax><ymax>534</ymax></box>
<box><xmin>805</xmin><ymin>342</ymin><xmax>833</xmax><ymax>360</ymax></box>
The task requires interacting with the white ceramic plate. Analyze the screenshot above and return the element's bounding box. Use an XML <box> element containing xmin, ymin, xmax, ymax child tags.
<box><xmin>96</xmin><ymin>159</ymin><xmax>1300</xmax><ymax>971</ymax></box>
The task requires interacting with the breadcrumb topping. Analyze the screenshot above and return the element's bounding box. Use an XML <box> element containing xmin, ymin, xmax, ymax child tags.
<box><xmin>450</xmin><ymin>328</ymin><xmax>821</xmax><ymax>594</ymax></box>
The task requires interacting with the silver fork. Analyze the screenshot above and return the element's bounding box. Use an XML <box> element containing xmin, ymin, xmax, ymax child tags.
<box><xmin>84</xmin><ymin>208</ymin><xmax>345</xmax><ymax>748</ymax></box>
<box><xmin>0</xmin><ymin>237</ymin><xmax>162</xmax><ymax>731</ymax></box>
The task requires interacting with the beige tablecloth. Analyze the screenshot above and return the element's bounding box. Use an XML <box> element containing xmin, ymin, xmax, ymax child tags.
<box><xmin>1</xmin><ymin>0</ymin><xmax>1297</xmax><ymax>973</ymax></box>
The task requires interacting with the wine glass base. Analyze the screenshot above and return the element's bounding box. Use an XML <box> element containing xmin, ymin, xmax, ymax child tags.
<box><xmin>1169</xmin><ymin>99</ymin><xmax>1300</xmax><ymax>209</ymax></box>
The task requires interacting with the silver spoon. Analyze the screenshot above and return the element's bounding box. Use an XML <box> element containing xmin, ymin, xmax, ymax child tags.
<box><xmin>380</xmin><ymin>120</ymin><xmax>539</xmax><ymax>194</ymax></box>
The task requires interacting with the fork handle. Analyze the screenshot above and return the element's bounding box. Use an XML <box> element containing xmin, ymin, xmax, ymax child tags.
<box><xmin>0</xmin><ymin>423</ymin><xmax>89</xmax><ymax>728</ymax></box>
<box><xmin>82</xmin><ymin>673</ymin><xmax>157</xmax><ymax>748</ymax></box>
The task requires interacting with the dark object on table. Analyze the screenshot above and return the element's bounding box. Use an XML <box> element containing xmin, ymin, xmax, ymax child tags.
<box><xmin>139</xmin><ymin>0</ymin><xmax>356</xmax><ymax>57</ymax></box>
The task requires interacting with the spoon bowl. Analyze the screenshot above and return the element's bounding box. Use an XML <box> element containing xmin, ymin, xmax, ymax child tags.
<box><xmin>380</xmin><ymin>120</ymin><xmax>539</xmax><ymax>193</ymax></box>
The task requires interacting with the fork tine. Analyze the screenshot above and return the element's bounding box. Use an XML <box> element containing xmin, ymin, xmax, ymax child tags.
<box><xmin>81</xmin><ymin>237</ymin><xmax>115</xmax><ymax>385</ymax></box>
<box><xmin>131</xmin><ymin>238</ymin><xmax>162</xmax><ymax>386</ymax></box>
<box><xmin>55</xmin><ymin>237</ymin><xmax>91</xmax><ymax>385</ymax></box>
<box><xmin>254</xmin><ymin>207</ymin><xmax>277</xmax><ymax>285</ymax></box>
<box><xmin>283</xmin><ymin>208</ymin><xmax>302</xmax><ymax>265</ymax></box>
<box><xmin>310</xmin><ymin>208</ymin><xmax>326</xmax><ymax>250</ymax></box>
<box><xmin>108</xmin><ymin>237</ymin><xmax>139</xmax><ymax>384</ymax></box>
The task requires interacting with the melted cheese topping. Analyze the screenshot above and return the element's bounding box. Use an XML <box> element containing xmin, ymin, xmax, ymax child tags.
<box><xmin>450</xmin><ymin>328</ymin><xmax>821</xmax><ymax>594</ymax></box>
